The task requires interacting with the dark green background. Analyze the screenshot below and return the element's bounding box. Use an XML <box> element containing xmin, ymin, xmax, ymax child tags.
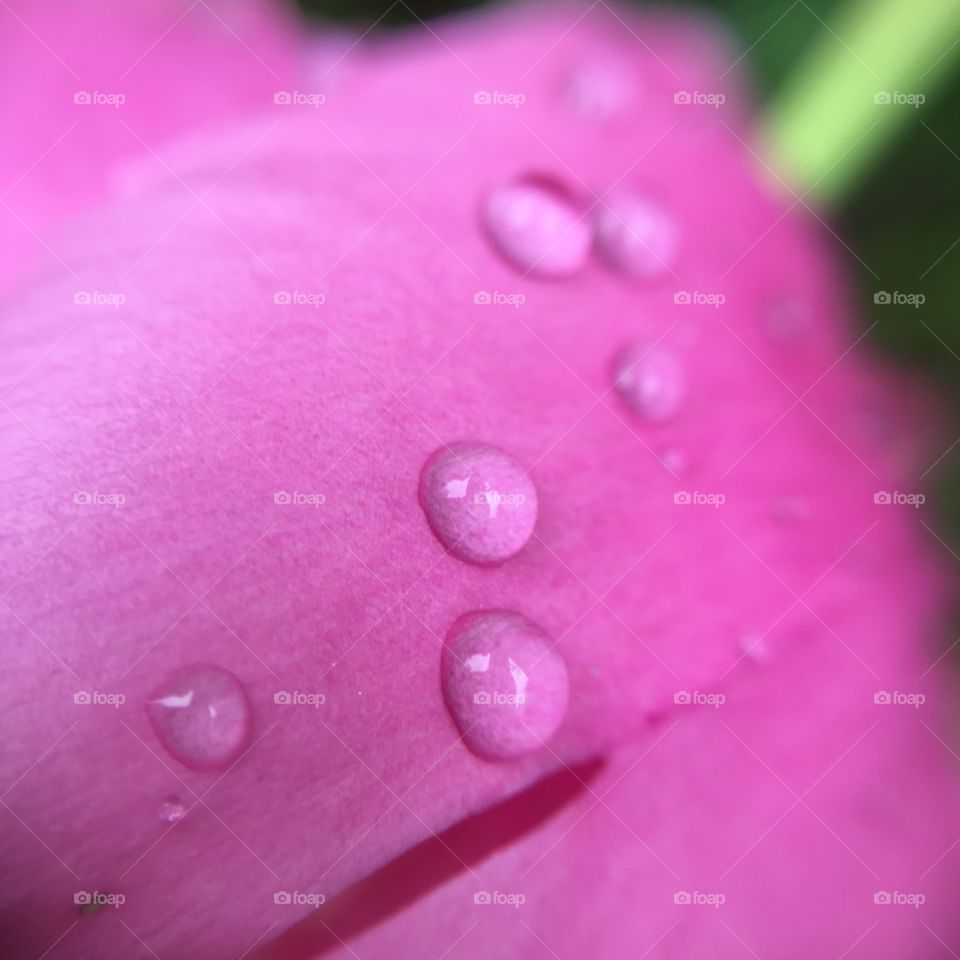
<box><xmin>294</xmin><ymin>0</ymin><xmax>960</xmax><ymax>540</ymax></box>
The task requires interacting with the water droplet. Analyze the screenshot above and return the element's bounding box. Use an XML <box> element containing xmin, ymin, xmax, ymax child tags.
<box><xmin>659</xmin><ymin>447</ymin><xmax>689</xmax><ymax>475</ymax></box>
<box><xmin>765</xmin><ymin>296</ymin><xmax>808</xmax><ymax>341</ymax></box>
<box><xmin>442</xmin><ymin>610</ymin><xmax>568</xmax><ymax>760</ymax></box>
<box><xmin>483</xmin><ymin>175</ymin><xmax>591</xmax><ymax>277</ymax></box>
<box><xmin>738</xmin><ymin>633</ymin><xmax>769</xmax><ymax>663</ymax></box>
<box><xmin>595</xmin><ymin>189</ymin><xmax>678</xmax><ymax>279</ymax></box>
<box><xmin>159</xmin><ymin>796</ymin><xmax>188</xmax><ymax>823</ymax></box>
<box><xmin>564</xmin><ymin>60</ymin><xmax>635</xmax><ymax>121</ymax></box>
<box><xmin>771</xmin><ymin>496</ymin><xmax>807</xmax><ymax>522</ymax></box>
<box><xmin>418</xmin><ymin>443</ymin><xmax>538</xmax><ymax>565</ymax></box>
<box><xmin>613</xmin><ymin>343</ymin><xmax>686</xmax><ymax>422</ymax></box>
<box><xmin>147</xmin><ymin>665</ymin><xmax>252</xmax><ymax>772</ymax></box>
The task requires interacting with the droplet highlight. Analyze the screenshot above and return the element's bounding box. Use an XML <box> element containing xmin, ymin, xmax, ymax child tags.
<box><xmin>613</xmin><ymin>342</ymin><xmax>686</xmax><ymax>422</ymax></box>
<box><xmin>595</xmin><ymin>189</ymin><xmax>678</xmax><ymax>279</ymax></box>
<box><xmin>442</xmin><ymin>610</ymin><xmax>569</xmax><ymax>760</ymax></box>
<box><xmin>159</xmin><ymin>796</ymin><xmax>188</xmax><ymax>823</ymax></box>
<box><xmin>483</xmin><ymin>175</ymin><xmax>591</xmax><ymax>277</ymax></box>
<box><xmin>147</xmin><ymin>664</ymin><xmax>252</xmax><ymax>772</ymax></box>
<box><xmin>418</xmin><ymin>442</ymin><xmax>538</xmax><ymax>565</ymax></box>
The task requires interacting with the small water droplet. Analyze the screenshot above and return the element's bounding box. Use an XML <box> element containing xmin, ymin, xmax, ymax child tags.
<box><xmin>659</xmin><ymin>447</ymin><xmax>689</xmax><ymax>475</ymax></box>
<box><xmin>419</xmin><ymin>443</ymin><xmax>538</xmax><ymax>565</ymax></box>
<box><xmin>483</xmin><ymin>175</ymin><xmax>591</xmax><ymax>277</ymax></box>
<box><xmin>147</xmin><ymin>665</ymin><xmax>252</xmax><ymax>772</ymax></box>
<box><xmin>595</xmin><ymin>189</ymin><xmax>678</xmax><ymax>279</ymax></box>
<box><xmin>613</xmin><ymin>343</ymin><xmax>686</xmax><ymax>422</ymax></box>
<box><xmin>765</xmin><ymin>296</ymin><xmax>808</xmax><ymax>341</ymax></box>
<box><xmin>738</xmin><ymin>633</ymin><xmax>770</xmax><ymax>663</ymax></box>
<box><xmin>564</xmin><ymin>60</ymin><xmax>635</xmax><ymax>121</ymax></box>
<box><xmin>159</xmin><ymin>796</ymin><xmax>188</xmax><ymax>823</ymax></box>
<box><xmin>771</xmin><ymin>496</ymin><xmax>807</xmax><ymax>522</ymax></box>
<box><xmin>442</xmin><ymin>610</ymin><xmax>568</xmax><ymax>760</ymax></box>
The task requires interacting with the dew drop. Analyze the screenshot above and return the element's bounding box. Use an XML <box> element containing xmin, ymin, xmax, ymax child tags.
<box><xmin>418</xmin><ymin>442</ymin><xmax>538</xmax><ymax>565</ymax></box>
<box><xmin>613</xmin><ymin>342</ymin><xmax>686</xmax><ymax>422</ymax></box>
<box><xmin>147</xmin><ymin>665</ymin><xmax>252</xmax><ymax>772</ymax></box>
<box><xmin>564</xmin><ymin>60</ymin><xmax>635</xmax><ymax>121</ymax></box>
<box><xmin>771</xmin><ymin>496</ymin><xmax>807</xmax><ymax>522</ymax></box>
<box><xmin>659</xmin><ymin>447</ymin><xmax>689</xmax><ymax>475</ymax></box>
<box><xmin>159</xmin><ymin>796</ymin><xmax>188</xmax><ymax>823</ymax></box>
<box><xmin>738</xmin><ymin>633</ymin><xmax>770</xmax><ymax>663</ymax></box>
<box><xmin>765</xmin><ymin>296</ymin><xmax>808</xmax><ymax>341</ymax></box>
<box><xmin>595</xmin><ymin>189</ymin><xmax>678</xmax><ymax>279</ymax></box>
<box><xmin>442</xmin><ymin>610</ymin><xmax>569</xmax><ymax>760</ymax></box>
<box><xmin>482</xmin><ymin>175</ymin><xmax>591</xmax><ymax>277</ymax></box>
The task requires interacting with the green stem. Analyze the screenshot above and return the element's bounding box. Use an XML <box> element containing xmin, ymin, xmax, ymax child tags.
<box><xmin>765</xmin><ymin>0</ymin><xmax>960</xmax><ymax>205</ymax></box>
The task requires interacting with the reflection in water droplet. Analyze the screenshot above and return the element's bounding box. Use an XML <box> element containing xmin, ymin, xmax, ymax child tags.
<box><xmin>147</xmin><ymin>665</ymin><xmax>252</xmax><ymax>772</ymax></box>
<box><xmin>419</xmin><ymin>443</ymin><xmax>538</xmax><ymax>565</ymax></box>
<box><xmin>614</xmin><ymin>343</ymin><xmax>686</xmax><ymax>422</ymax></box>
<box><xmin>442</xmin><ymin>610</ymin><xmax>569</xmax><ymax>760</ymax></box>
<box><xmin>483</xmin><ymin>175</ymin><xmax>591</xmax><ymax>277</ymax></box>
<box><xmin>595</xmin><ymin>189</ymin><xmax>678</xmax><ymax>279</ymax></box>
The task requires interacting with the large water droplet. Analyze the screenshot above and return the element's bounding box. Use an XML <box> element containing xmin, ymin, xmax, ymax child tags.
<box><xmin>613</xmin><ymin>343</ymin><xmax>685</xmax><ymax>422</ymax></box>
<box><xmin>418</xmin><ymin>443</ymin><xmax>538</xmax><ymax>565</ymax></box>
<box><xmin>483</xmin><ymin>175</ymin><xmax>591</xmax><ymax>277</ymax></box>
<box><xmin>595</xmin><ymin>189</ymin><xmax>678</xmax><ymax>279</ymax></box>
<box><xmin>147</xmin><ymin>665</ymin><xmax>252</xmax><ymax>772</ymax></box>
<box><xmin>442</xmin><ymin>610</ymin><xmax>569</xmax><ymax>760</ymax></box>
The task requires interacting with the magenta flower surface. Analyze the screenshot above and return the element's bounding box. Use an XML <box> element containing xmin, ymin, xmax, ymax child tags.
<box><xmin>0</xmin><ymin>2</ymin><xmax>957</xmax><ymax>959</ymax></box>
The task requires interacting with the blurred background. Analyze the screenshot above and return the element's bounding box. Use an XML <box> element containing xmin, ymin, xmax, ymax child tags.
<box><xmin>295</xmin><ymin>0</ymin><xmax>960</xmax><ymax>550</ymax></box>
